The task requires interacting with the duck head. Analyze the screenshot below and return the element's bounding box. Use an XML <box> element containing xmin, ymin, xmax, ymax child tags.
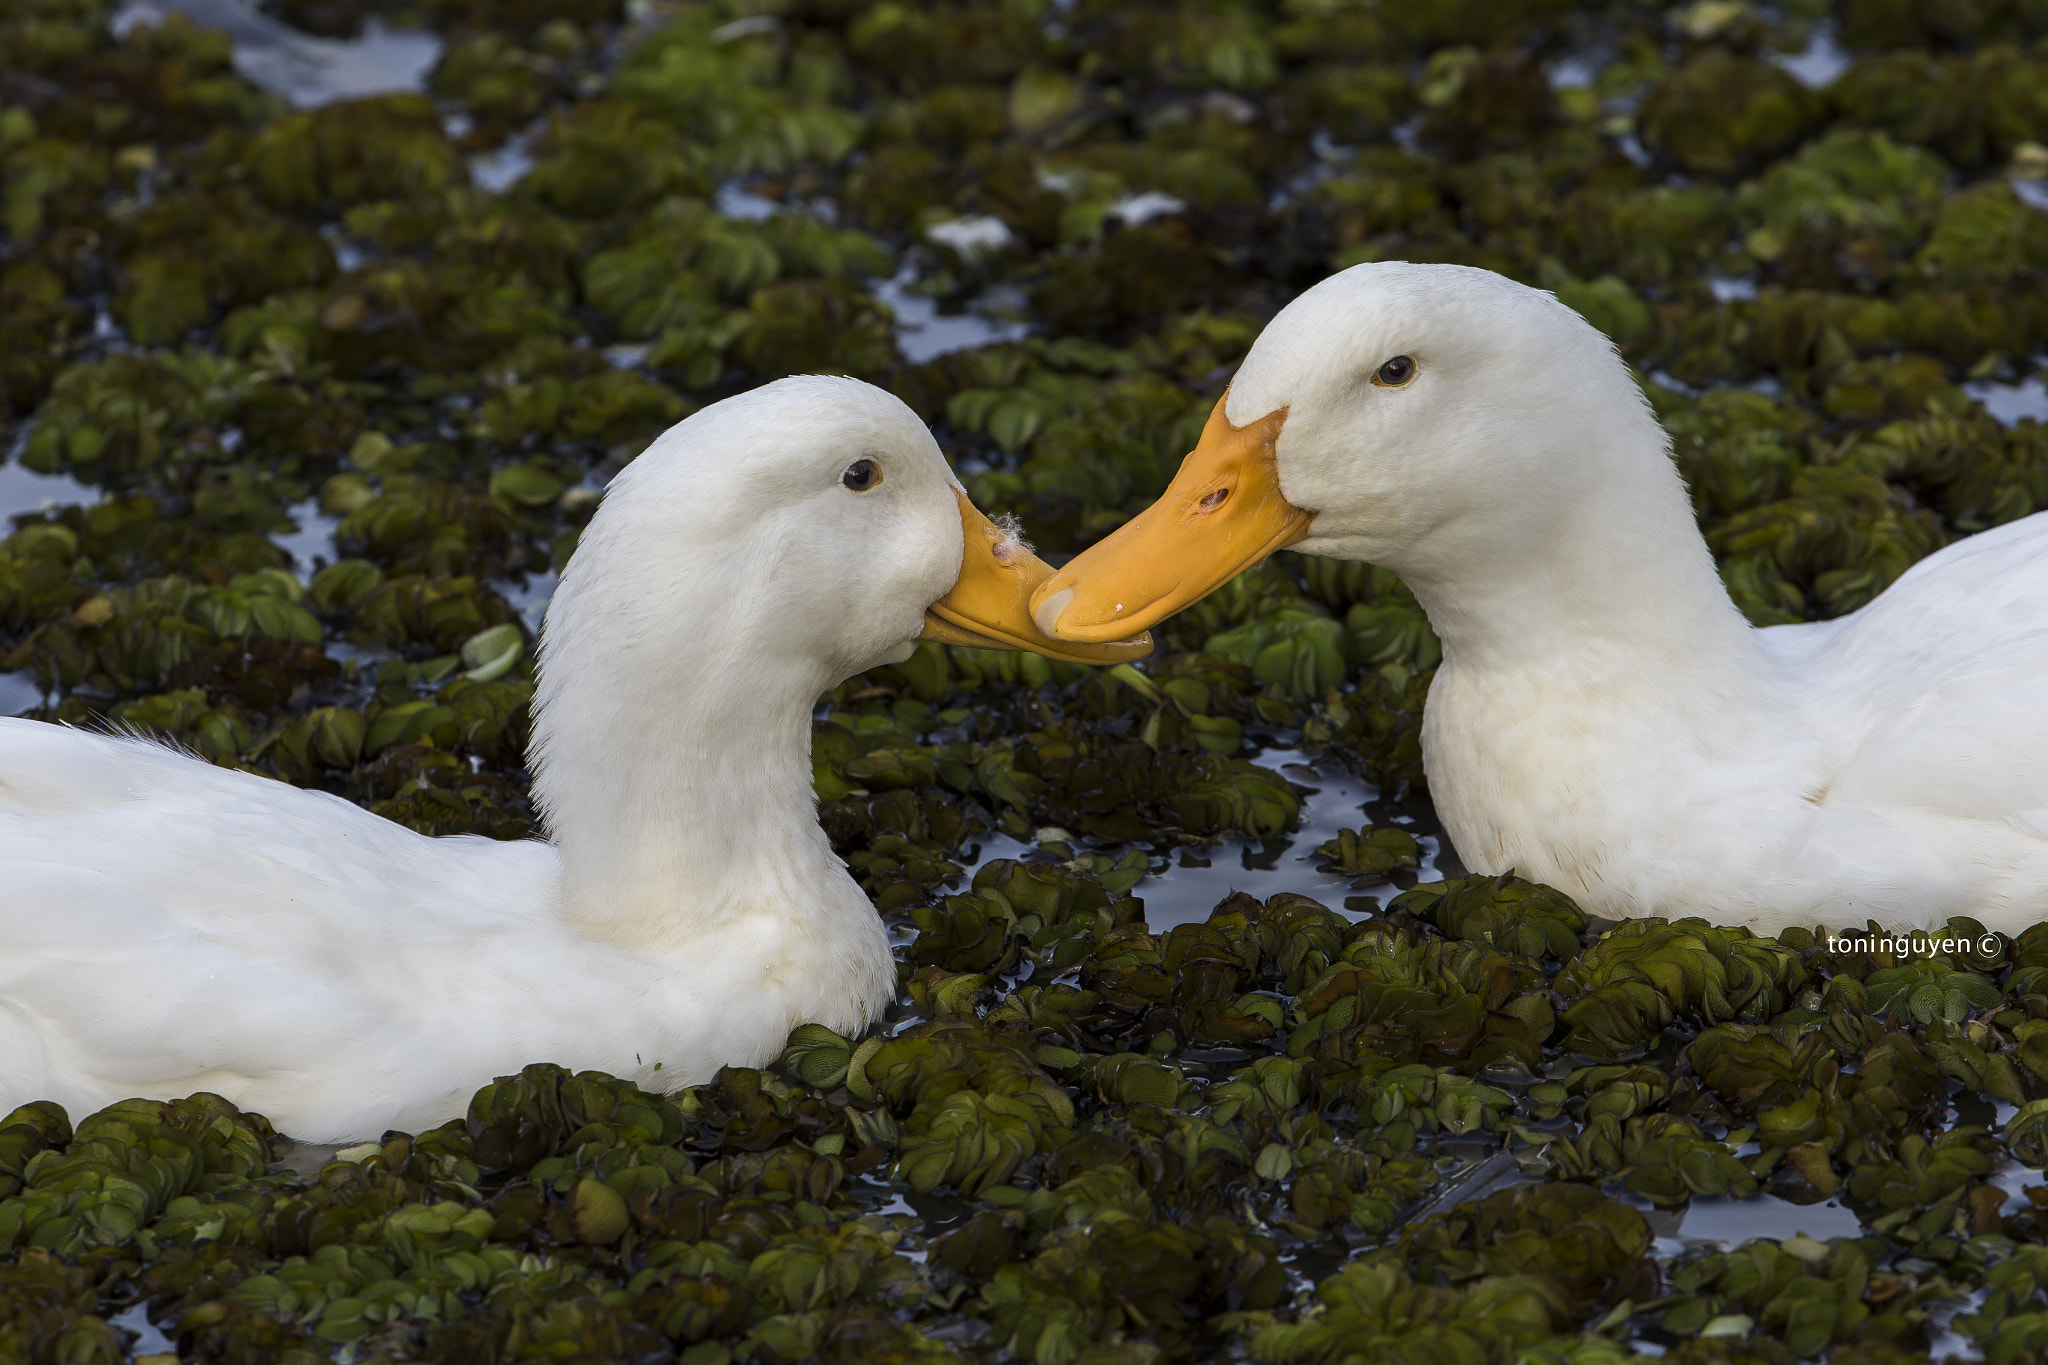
<box><xmin>543</xmin><ymin>373</ymin><xmax>1150</xmax><ymax>695</ymax></box>
<box><xmin>532</xmin><ymin>375</ymin><xmax>1149</xmax><ymax>957</ymax></box>
<box><xmin>1028</xmin><ymin>262</ymin><xmax>1678</xmax><ymax>647</ymax></box>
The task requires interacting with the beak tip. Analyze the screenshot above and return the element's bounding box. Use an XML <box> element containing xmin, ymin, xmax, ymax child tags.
<box><xmin>1031</xmin><ymin>587</ymin><xmax>1074</xmax><ymax>641</ymax></box>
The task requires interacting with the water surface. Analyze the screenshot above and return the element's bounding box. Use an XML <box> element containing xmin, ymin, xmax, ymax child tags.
<box><xmin>957</xmin><ymin>746</ymin><xmax>1461</xmax><ymax>931</ymax></box>
<box><xmin>1772</xmin><ymin>24</ymin><xmax>1852</xmax><ymax>90</ymax></box>
<box><xmin>873</xmin><ymin>271</ymin><xmax>1033</xmax><ymax>365</ymax></box>
<box><xmin>1649</xmin><ymin>1192</ymin><xmax>1863</xmax><ymax>1256</ymax></box>
<box><xmin>1966</xmin><ymin>373</ymin><xmax>2048</xmax><ymax>427</ymax></box>
<box><xmin>0</xmin><ymin>455</ymin><xmax>98</xmax><ymax>716</ymax></box>
<box><xmin>112</xmin><ymin>0</ymin><xmax>440</xmax><ymax>108</ymax></box>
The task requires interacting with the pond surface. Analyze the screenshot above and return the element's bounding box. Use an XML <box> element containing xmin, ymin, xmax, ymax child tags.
<box><xmin>501</xmin><ymin>568</ymin><xmax>559</xmax><ymax>637</ymax></box>
<box><xmin>1966</xmin><ymin>372</ymin><xmax>2048</xmax><ymax>428</ymax></box>
<box><xmin>107</xmin><ymin>1302</ymin><xmax>177</xmax><ymax>1356</ymax></box>
<box><xmin>0</xmin><ymin>453</ymin><xmax>96</xmax><ymax>524</ymax></box>
<box><xmin>469</xmin><ymin>131</ymin><xmax>540</xmax><ymax>194</ymax></box>
<box><xmin>1392</xmin><ymin>1143</ymin><xmax>1873</xmax><ymax>1257</ymax></box>
<box><xmin>0</xmin><ymin>669</ymin><xmax>41</xmax><ymax>719</ymax></box>
<box><xmin>1770</xmin><ymin>23</ymin><xmax>1851</xmax><ymax>90</ymax></box>
<box><xmin>276</xmin><ymin>497</ymin><xmax>341</xmax><ymax>577</ymax></box>
<box><xmin>0</xmin><ymin>454</ymin><xmax>98</xmax><ymax>716</ymax></box>
<box><xmin>112</xmin><ymin>0</ymin><xmax>440</xmax><ymax>109</ymax></box>
<box><xmin>1647</xmin><ymin>1192</ymin><xmax>1864</xmax><ymax>1256</ymax></box>
<box><xmin>949</xmin><ymin>747</ymin><xmax>1461</xmax><ymax>931</ymax></box>
<box><xmin>873</xmin><ymin>271</ymin><xmax>1034</xmax><ymax>366</ymax></box>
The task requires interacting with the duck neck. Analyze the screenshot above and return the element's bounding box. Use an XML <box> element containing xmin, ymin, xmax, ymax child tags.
<box><xmin>1391</xmin><ymin>431</ymin><xmax>1767</xmax><ymax>696</ymax></box>
<box><xmin>528</xmin><ymin>587</ymin><xmax>852</xmax><ymax>955</ymax></box>
<box><xmin>1372</xmin><ymin>425</ymin><xmax>1814</xmax><ymax>909</ymax></box>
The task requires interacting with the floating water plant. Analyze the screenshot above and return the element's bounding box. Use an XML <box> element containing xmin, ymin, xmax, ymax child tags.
<box><xmin>4</xmin><ymin>0</ymin><xmax>2048</xmax><ymax>1357</ymax></box>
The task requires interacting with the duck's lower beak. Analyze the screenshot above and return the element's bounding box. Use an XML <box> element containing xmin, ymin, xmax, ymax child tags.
<box><xmin>1027</xmin><ymin>396</ymin><xmax>1311</xmax><ymax>642</ymax></box>
<box><xmin>919</xmin><ymin>488</ymin><xmax>1153</xmax><ymax>664</ymax></box>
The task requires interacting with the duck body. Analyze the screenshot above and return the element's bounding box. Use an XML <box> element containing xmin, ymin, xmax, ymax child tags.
<box><xmin>0</xmin><ymin>376</ymin><xmax>1145</xmax><ymax>1140</ymax></box>
<box><xmin>1419</xmin><ymin>510</ymin><xmax>2048</xmax><ymax>931</ymax></box>
<box><xmin>1035</xmin><ymin>262</ymin><xmax>2048</xmax><ymax>934</ymax></box>
<box><xmin>0</xmin><ymin>720</ymin><xmax>799</xmax><ymax>1140</ymax></box>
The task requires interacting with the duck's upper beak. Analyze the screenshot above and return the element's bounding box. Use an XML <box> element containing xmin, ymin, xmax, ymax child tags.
<box><xmin>1027</xmin><ymin>395</ymin><xmax>1312</xmax><ymax>642</ymax></box>
<box><xmin>919</xmin><ymin>488</ymin><xmax>1153</xmax><ymax>664</ymax></box>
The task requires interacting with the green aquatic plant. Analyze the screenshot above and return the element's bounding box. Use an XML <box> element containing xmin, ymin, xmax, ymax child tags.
<box><xmin>1314</xmin><ymin>825</ymin><xmax>1423</xmax><ymax>886</ymax></box>
<box><xmin>5</xmin><ymin>0</ymin><xmax>2048</xmax><ymax>1358</ymax></box>
<box><xmin>1641</xmin><ymin>51</ymin><xmax>1823</xmax><ymax>178</ymax></box>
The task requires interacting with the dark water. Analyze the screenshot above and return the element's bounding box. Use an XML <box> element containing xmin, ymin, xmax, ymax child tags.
<box><xmin>951</xmin><ymin>747</ymin><xmax>1462</xmax><ymax>932</ymax></box>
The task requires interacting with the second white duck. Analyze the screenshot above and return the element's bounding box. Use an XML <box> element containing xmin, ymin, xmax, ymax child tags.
<box><xmin>1033</xmin><ymin>262</ymin><xmax>2048</xmax><ymax>935</ymax></box>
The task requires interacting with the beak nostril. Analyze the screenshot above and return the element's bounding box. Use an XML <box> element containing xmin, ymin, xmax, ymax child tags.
<box><xmin>1196</xmin><ymin>487</ymin><xmax>1229</xmax><ymax>513</ymax></box>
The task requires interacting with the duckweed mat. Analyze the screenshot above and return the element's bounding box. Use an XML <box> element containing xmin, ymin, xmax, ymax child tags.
<box><xmin>5</xmin><ymin>0</ymin><xmax>2048</xmax><ymax>1359</ymax></box>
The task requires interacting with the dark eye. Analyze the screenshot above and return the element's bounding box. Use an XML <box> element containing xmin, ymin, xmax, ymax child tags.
<box><xmin>1373</xmin><ymin>355</ymin><xmax>1416</xmax><ymax>387</ymax></box>
<box><xmin>841</xmin><ymin>459</ymin><xmax>881</xmax><ymax>491</ymax></box>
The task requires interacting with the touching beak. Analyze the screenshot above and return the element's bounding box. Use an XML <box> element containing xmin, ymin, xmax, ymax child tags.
<box><xmin>919</xmin><ymin>488</ymin><xmax>1154</xmax><ymax>664</ymax></box>
<box><xmin>1027</xmin><ymin>395</ymin><xmax>1311</xmax><ymax>643</ymax></box>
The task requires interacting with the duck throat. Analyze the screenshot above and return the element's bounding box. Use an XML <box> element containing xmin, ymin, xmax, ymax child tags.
<box><xmin>1393</xmin><ymin>438</ymin><xmax>1758</xmax><ymax>680</ymax></box>
<box><xmin>527</xmin><ymin>589</ymin><xmax>855</xmax><ymax>956</ymax></box>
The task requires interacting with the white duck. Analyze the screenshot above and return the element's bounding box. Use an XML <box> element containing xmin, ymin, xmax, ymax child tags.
<box><xmin>1033</xmin><ymin>262</ymin><xmax>2048</xmax><ymax>934</ymax></box>
<box><xmin>0</xmin><ymin>376</ymin><xmax>1146</xmax><ymax>1141</ymax></box>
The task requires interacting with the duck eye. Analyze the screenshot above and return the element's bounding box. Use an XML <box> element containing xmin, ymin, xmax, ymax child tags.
<box><xmin>841</xmin><ymin>459</ymin><xmax>881</xmax><ymax>492</ymax></box>
<box><xmin>1373</xmin><ymin>355</ymin><xmax>1416</xmax><ymax>387</ymax></box>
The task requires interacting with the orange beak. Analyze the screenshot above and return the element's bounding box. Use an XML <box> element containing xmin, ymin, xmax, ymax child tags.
<box><xmin>919</xmin><ymin>488</ymin><xmax>1153</xmax><ymax>664</ymax></box>
<box><xmin>1028</xmin><ymin>395</ymin><xmax>1312</xmax><ymax>642</ymax></box>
